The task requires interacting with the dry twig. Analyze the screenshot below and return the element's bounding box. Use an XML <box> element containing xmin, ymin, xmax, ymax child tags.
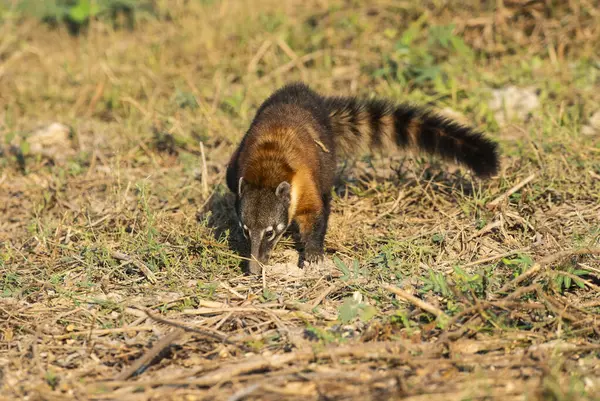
<box><xmin>486</xmin><ymin>174</ymin><xmax>535</xmax><ymax>210</ymax></box>
<box><xmin>111</xmin><ymin>251</ymin><xmax>157</xmax><ymax>284</ymax></box>
<box><xmin>383</xmin><ymin>284</ymin><xmax>449</xmax><ymax>320</ymax></box>
<box><xmin>114</xmin><ymin>329</ymin><xmax>184</xmax><ymax>381</ymax></box>
<box><xmin>497</xmin><ymin>247</ymin><xmax>600</xmax><ymax>294</ymax></box>
<box><xmin>142</xmin><ymin>308</ymin><xmax>249</xmax><ymax>350</ymax></box>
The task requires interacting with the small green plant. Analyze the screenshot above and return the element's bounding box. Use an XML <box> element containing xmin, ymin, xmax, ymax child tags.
<box><xmin>261</xmin><ymin>288</ymin><xmax>277</xmax><ymax>302</ymax></box>
<box><xmin>553</xmin><ymin>267</ymin><xmax>588</xmax><ymax>294</ymax></box>
<box><xmin>174</xmin><ymin>89</ymin><xmax>199</xmax><ymax>110</ymax></box>
<box><xmin>476</xmin><ymin>219</ymin><xmax>487</xmax><ymax>230</ymax></box>
<box><xmin>453</xmin><ymin>266</ymin><xmax>486</xmax><ymax>297</ymax></box>
<box><xmin>1</xmin><ymin>272</ymin><xmax>22</xmax><ymax>297</ymax></box>
<box><xmin>15</xmin><ymin>0</ymin><xmax>152</xmax><ymax>35</ymax></box>
<box><xmin>431</xmin><ymin>233</ymin><xmax>445</xmax><ymax>244</ymax></box>
<box><xmin>258</xmin><ymin>11</ymin><xmax>286</xmax><ymax>33</ymax></box>
<box><xmin>221</xmin><ymin>90</ymin><xmax>246</xmax><ymax>118</ymax></box>
<box><xmin>304</xmin><ymin>325</ymin><xmax>337</xmax><ymax>344</ymax></box>
<box><xmin>45</xmin><ymin>369</ymin><xmax>59</xmax><ymax>390</ymax></box>
<box><xmin>337</xmin><ymin>292</ymin><xmax>377</xmax><ymax>324</ymax></box>
<box><xmin>373</xmin><ymin>18</ymin><xmax>473</xmax><ymax>87</ymax></box>
<box><xmin>333</xmin><ymin>256</ymin><xmax>365</xmax><ymax>281</ymax></box>
<box><xmin>502</xmin><ymin>254</ymin><xmax>534</xmax><ymax>278</ymax></box>
<box><xmin>419</xmin><ymin>269</ymin><xmax>452</xmax><ymax>297</ymax></box>
<box><xmin>49</xmin><ymin>273</ymin><xmax>65</xmax><ymax>286</ymax></box>
<box><xmin>389</xmin><ymin>309</ymin><xmax>413</xmax><ymax>329</ymax></box>
<box><xmin>195</xmin><ymin>282</ymin><xmax>217</xmax><ymax>298</ymax></box>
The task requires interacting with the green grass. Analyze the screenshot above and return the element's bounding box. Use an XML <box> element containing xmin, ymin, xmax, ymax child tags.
<box><xmin>1</xmin><ymin>0</ymin><xmax>599</xmax><ymax>400</ymax></box>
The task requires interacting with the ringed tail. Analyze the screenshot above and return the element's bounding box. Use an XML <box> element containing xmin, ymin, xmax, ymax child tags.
<box><xmin>323</xmin><ymin>95</ymin><xmax>500</xmax><ymax>178</ymax></box>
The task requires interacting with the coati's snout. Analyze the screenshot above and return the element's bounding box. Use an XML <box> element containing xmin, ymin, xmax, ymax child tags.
<box><xmin>236</xmin><ymin>178</ymin><xmax>291</xmax><ymax>274</ymax></box>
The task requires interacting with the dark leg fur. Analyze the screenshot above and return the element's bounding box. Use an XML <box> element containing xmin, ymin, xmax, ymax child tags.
<box><xmin>303</xmin><ymin>219</ymin><xmax>326</xmax><ymax>264</ymax></box>
<box><xmin>296</xmin><ymin>194</ymin><xmax>331</xmax><ymax>266</ymax></box>
<box><xmin>305</xmin><ymin>194</ymin><xmax>331</xmax><ymax>263</ymax></box>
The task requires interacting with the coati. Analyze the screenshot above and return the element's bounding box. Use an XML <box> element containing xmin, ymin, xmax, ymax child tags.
<box><xmin>226</xmin><ymin>82</ymin><xmax>499</xmax><ymax>274</ymax></box>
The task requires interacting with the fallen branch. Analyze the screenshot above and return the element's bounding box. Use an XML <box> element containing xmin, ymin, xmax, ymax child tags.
<box><xmin>49</xmin><ymin>325</ymin><xmax>155</xmax><ymax>340</ymax></box>
<box><xmin>546</xmin><ymin>270</ymin><xmax>600</xmax><ymax>292</ymax></box>
<box><xmin>142</xmin><ymin>308</ymin><xmax>250</xmax><ymax>351</ymax></box>
<box><xmin>247</xmin><ymin>39</ymin><xmax>272</xmax><ymax>73</ymax></box>
<box><xmin>504</xmin><ymin>283</ymin><xmax>542</xmax><ymax>300</ymax></box>
<box><xmin>368</xmin><ymin>190</ymin><xmax>405</xmax><ymax>224</ymax></box>
<box><xmin>462</xmin><ymin>248</ymin><xmax>529</xmax><ymax>268</ymax></box>
<box><xmin>383</xmin><ymin>284</ymin><xmax>449</xmax><ymax>321</ymax></box>
<box><xmin>114</xmin><ymin>308</ymin><xmax>258</xmax><ymax>381</ymax></box>
<box><xmin>442</xmin><ymin>297</ymin><xmax>543</xmax><ymax>330</ymax></box>
<box><xmin>228</xmin><ymin>383</ymin><xmax>261</xmax><ymax>401</ymax></box>
<box><xmin>496</xmin><ymin>247</ymin><xmax>600</xmax><ymax>294</ymax></box>
<box><xmin>486</xmin><ymin>173</ymin><xmax>535</xmax><ymax>210</ymax></box>
<box><xmin>114</xmin><ymin>329</ymin><xmax>184</xmax><ymax>381</ymax></box>
<box><xmin>181</xmin><ymin>306</ymin><xmax>317</xmax><ymax>321</ymax></box>
<box><xmin>111</xmin><ymin>251</ymin><xmax>157</xmax><ymax>284</ymax></box>
<box><xmin>537</xmin><ymin>247</ymin><xmax>600</xmax><ymax>266</ymax></box>
<box><xmin>310</xmin><ymin>283</ymin><xmax>341</xmax><ymax>309</ymax></box>
<box><xmin>98</xmin><ymin>341</ymin><xmax>416</xmax><ymax>389</ymax></box>
<box><xmin>467</xmin><ymin>220</ymin><xmax>502</xmax><ymax>241</ymax></box>
<box><xmin>199</xmin><ymin>141</ymin><xmax>209</xmax><ymax>197</ymax></box>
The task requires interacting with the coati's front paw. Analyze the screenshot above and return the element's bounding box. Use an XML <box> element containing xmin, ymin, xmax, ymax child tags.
<box><xmin>302</xmin><ymin>248</ymin><xmax>324</xmax><ymax>267</ymax></box>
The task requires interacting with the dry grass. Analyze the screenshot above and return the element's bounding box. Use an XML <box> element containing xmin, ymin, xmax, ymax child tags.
<box><xmin>1</xmin><ymin>0</ymin><xmax>599</xmax><ymax>400</ymax></box>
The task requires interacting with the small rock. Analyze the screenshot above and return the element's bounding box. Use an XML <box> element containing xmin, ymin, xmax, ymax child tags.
<box><xmin>582</xmin><ymin>109</ymin><xmax>600</xmax><ymax>136</ymax></box>
<box><xmin>27</xmin><ymin>122</ymin><xmax>74</xmax><ymax>161</ymax></box>
<box><xmin>351</xmin><ymin>291</ymin><xmax>363</xmax><ymax>303</ymax></box>
<box><xmin>581</xmin><ymin>126</ymin><xmax>596</xmax><ymax>136</ymax></box>
<box><xmin>589</xmin><ymin>110</ymin><xmax>600</xmax><ymax>129</ymax></box>
<box><xmin>105</xmin><ymin>292</ymin><xmax>124</xmax><ymax>303</ymax></box>
<box><xmin>489</xmin><ymin>86</ymin><xmax>539</xmax><ymax>125</ymax></box>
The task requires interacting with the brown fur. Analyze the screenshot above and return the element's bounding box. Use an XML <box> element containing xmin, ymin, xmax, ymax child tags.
<box><xmin>226</xmin><ymin>82</ymin><xmax>499</xmax><ymax>273</ymax></box>
<box><xmin>234</xmin><ymin>105</ymin><xmax>329</xmax><ymax>227</ymax></box>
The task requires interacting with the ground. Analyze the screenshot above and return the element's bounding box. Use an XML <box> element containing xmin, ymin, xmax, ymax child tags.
<box><xmin>1</xmin><ymin>1</ymin><xmax>599</xmax><ymax>400</ymax></box>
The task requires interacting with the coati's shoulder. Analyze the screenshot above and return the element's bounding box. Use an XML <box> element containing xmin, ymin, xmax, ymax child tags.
<box><xmin>251</xmin><ymin>82</ymin><xmax>330</xmax><ymax>130</ymax></box>
<box><xmin>255</xmin><ymin>82</ymin><xmax>319</xmax><ymax>112</ymax></box>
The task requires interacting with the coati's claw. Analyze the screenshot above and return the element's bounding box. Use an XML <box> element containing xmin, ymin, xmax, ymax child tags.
<box><xmin>303</xmin><ymin>249</ymin><xmax>324</xmax><ymax>266</ymax></box>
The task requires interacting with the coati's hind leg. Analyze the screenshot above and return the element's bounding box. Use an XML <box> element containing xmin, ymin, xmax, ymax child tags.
<box><xmin>295</xmin><ymin>193</ymin><xmax>331</xmax><ymax>266</ymax></box>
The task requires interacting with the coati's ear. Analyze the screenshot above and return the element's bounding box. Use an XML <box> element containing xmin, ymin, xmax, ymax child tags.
<box><xmin>275</xmin><ymin>181</ymin><xmax>291</xmax><ymax>201</ymax></box>
<box><xmin>238</xmin><ymin>177</ymin><xmax>245</xmax><ymax>196</ymax></box>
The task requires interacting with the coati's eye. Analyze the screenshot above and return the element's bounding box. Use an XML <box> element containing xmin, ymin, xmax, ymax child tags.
<box><xmin>265</xmin><ymin>226</ymin><xmax>275</xmax><ymax>241</ymax></box>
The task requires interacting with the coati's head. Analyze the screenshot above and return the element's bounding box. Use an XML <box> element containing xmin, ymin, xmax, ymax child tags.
<box><xmin>236</xmin><ymin>177</ymin><xmax>291</xmax><ymax>274</ymax></box>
